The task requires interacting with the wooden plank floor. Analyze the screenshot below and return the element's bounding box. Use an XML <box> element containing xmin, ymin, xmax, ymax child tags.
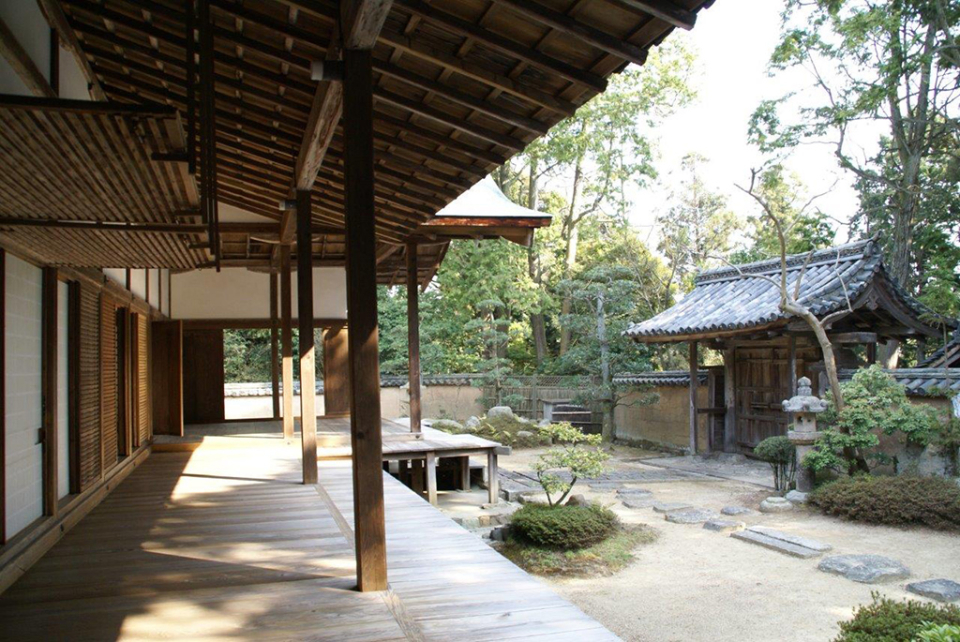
<box><xmin>0</xmin><ymin>438</ymin><xmax>617</xmax><ymax>641</ymax></box>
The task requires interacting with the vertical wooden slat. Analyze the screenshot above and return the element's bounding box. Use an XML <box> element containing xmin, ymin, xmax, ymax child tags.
<box><xmin>42</xmin><ymin>268</ymin><xmax>58</xmax><ymax>517</ymax></box>
<box><xmin>78</xmin><ymin>283</ymin><xmax>101</xmax><ymax>491</ymax></box>
<box><xmin>406</xmin><ymin>243</ymin><xmax>421</xmax><ymax>434</ymax></box>
<box><xmin>138</xmin><ymin>314</ymin><xmax>149</xmax><ymax>444</ymax></box>
<box><xmin>100</xmin><ymin>296</ymin><xmax>117</xmax><ymax>471</ymax></box>
<box><xmin>296</xmin><ymin>189</ymin><xmax>318</xmax><ymax>485</ymax></box>
<box><xmin>270</xmin><ymin>271</ymin><xmax>280</xmax><ymax>420</ymax></box>
<box><xmin>280</xmin><ymin>246</ymin><xmax>294</xmax><ymax>440</ymax></box>
<box><xmin>688</xmin><ymin>341</ymin><xmax>698</xmax><ymax>454</ymax></box>
<box><xmin>68</xmin><ymin>282</ymin><xmax>80</xmax><ymax>494</ymax></box>
<box><xmin>343</xmin><ymin>47</ymin><xmax>387</xmax><ymax>592</ymax></box>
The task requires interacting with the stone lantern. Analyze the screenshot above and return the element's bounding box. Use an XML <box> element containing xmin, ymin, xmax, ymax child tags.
<box><xmin>783</xmin><ymin>377</ymin><xmax>828</xmax><ymax>493</ymax></box>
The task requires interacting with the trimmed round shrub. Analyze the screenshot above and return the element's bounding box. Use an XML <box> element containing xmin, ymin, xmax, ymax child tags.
<box><xmin>810</xmin><ymin>475</ymin><xmax>960</xmax><ymax>531</ymax></box>
<box><xmin>836</xmin><ymin>594</ymin><xmax>960</xmax><ymax>642</ymax></box>
<box><xmin>754</xmin><ymin>435</ymin><xmax>797</xmax><ymax>492</ymax></box>
<box><xmin>511</xmin><ymin>503</ymin><xmax>618</xmax><ymax>550</ymax></box>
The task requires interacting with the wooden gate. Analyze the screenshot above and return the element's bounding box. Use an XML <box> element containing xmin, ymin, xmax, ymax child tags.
<box><xmin>734</xmin><ymin>345</ymin><xmax>791</xmax><ymax>449</ymax></box>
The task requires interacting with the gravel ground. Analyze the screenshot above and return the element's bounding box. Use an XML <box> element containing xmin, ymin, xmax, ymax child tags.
<box><xmin>494</xmin><ymin>449</ymin><xmax>960</xmax><ymax>642</ymax></box>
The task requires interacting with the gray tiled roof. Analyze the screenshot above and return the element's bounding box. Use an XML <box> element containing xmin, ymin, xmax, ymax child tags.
<box><xmin>838</xmin><ymin>368</ymin><xmax>960</xmax><ymax>398</ymax></box>
<box><xmin>919</xmin><ymin>329</ymin><xmax>960</xmax><ymax>368</ymax></box>
<box><xmin>626</xmin><ymin>240</ymin><xmax>942</xmax><ymax>341</ymax></box>
<box><xmin>613</xmin><ymin>371</ymin><xmax>707</xmax><ymax>386</ymax></box>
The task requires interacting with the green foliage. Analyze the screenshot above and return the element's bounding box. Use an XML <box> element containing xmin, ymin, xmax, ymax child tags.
<box><xmin>499</xmin><ymin>524</ymin><xmax>656</xmax><ymax>577</ymax></box>
<box><xmin>806</xmin><ymin>366</ymin><xmax>945</xmax><ymax>474</ymax></box>
<box><xmin>810</xmin><ymin>475</ymin><xmax>960</xmax><ymax>531</ymax></box>
<box><xmin>834</xmin><ymin>593</ymin><xmax>960</xmax><ymax>642</ymax></box>
<box><xmin>534</xmin><ymin>423</ymin><xmax>608</xmax><ymax>505</ymax></box>
<box><xmin>510</xmin><ymin>503</ymin><xmax>618</xmax><ymax>550</ymax></box>
<box><xmin>917</xmin><ymin>623</ymin><xmax>960</xmax><ymax>642</ymax></box>
<box><xmin>223</xmin><ymin>329</ymin><xmax>320</xmax><ymax>383</ymax></box>
<box><xmin>754</xmin><ymin>436</ymin><xmax>797</xmax><ymax>492</ymax></box>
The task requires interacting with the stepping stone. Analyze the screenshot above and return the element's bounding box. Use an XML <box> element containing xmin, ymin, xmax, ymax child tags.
<box><xmin>749</xmin><ymin>526</ymin><xmax>832</xmax><ymax>553</ymax></box>
<box><xmin>664</xmin><ymin>508</ymin><xmax>715</xmax><ymax>524</ymax></box>
<box><xmin>616</xmin><ymin>488</ymin><xmax>652</xmax><ymax>498</ymax></box>
<box><xmin>621</xmin><ymin>498</ymin><xmax>656</xmax><ymax>509</ymax></box>
<box><xmin>703</xmin><ymin>518</ymin><xmax>745</xmax><ymax>533</ymax></box>
<box><xmin>732</xmin><ymin>527</ymin><xmax>830</xmax><ymax>559</ymax></box>
<box><xmin>907</xmin><ymin>579</ymin><xmax>960</xmax><ymax>603</ymax></box>
<box><xmin>818</xmin><ymin>555</ymin><xmax>911</xmax><ymax>584</ymax></box>
<box><xmin>588</xmin><ymin>481</ymin><xmax>625</xmax><ymax>491</ymax></box>
<box><xmin>652</xmin><ymin>501</ymin><xmax>693</xmax><ymax>514</ymax></box>
<box><xmin>759</xmin><ymin>497</ymin><xmax>793</xmax><ymax>513</ymax></box>
<box><xmin>785</xmin><ymin>490</ymin><xmax>809</xmax><ymax>504</ymax></box>
<box><xmin>721</xmin><ymin>506</ymin><xmax>754</xmax><ymax>516</ymax></box>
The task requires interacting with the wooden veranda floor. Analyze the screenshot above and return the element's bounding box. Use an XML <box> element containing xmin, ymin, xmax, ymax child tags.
<box><xmin>0</xmin><ymin>437</ymin><xmax>616</xmax><ymax>641</ymax></box>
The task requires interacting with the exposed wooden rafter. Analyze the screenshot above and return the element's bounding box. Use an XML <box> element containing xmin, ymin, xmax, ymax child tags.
<box><xmin>0</xmin><ymin>16</ymin><xmax>55</xmax><ymax>97</ymax></box>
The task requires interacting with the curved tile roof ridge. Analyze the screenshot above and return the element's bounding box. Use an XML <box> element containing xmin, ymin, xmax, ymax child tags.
<box><xmin>695</xmin><ymin>239</ymin><xmax>875</xmax><ymax>285</ymax></box>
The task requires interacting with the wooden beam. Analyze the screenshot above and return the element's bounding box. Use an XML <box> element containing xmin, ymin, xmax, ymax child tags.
<box><xmin>295</xmin><ymin>39</ymin><xmax>343</xmax><ymax>191</ymax></box>
<box><xmin>36</xmin><ymin>0</ymin><xmax>107</xmax><ymax>100</ymax></box>
<box><xmin>270</xmin><ymin>271</ymin><xmax>280</xmax><ymax>421</ymax></box>
<box><xmin>0</xmin><ymin>16</ymin><xmax>55</xmax><ymax>97</ymax></box>
<box><xmin>722</xmin><ymin>347</ymin><xmax>736</xmax><ymax>453</ymax></box>
<box><xmin>688</xmin><ymin>341</ymin><xmax>698</xmax><ymax>455</ymax></box>
<box><xmin>406</xmin><ymin>243</ymin><xmax>421</xmax><ymax>434</ymax></box>
<box><xmin>296</xmin><ymin>190</ymin><xmax>318</xmax><ymax>485</ymax></box>
<box><xmin>341</xmin><ymin>0</ymin><xmax>394</xmax><ymax>49</ymax></box>
<box><xmin>343</xmin><ymin>47</ymin><xmax>387</xmax><ymax>592</ymax></box>
<box><xmin>42</xmin><ymin>268</ymin><xmax>58</xmax><ymax>518</ymax></box>
<box><xmin>280</xmin><ymin>246</ymin><xmax>294</xmax><ymax>440</ymax></box>
<box><xmin>614</xmin><ymin>0</ymin><xmax>697</xmax><ymax>30</ymax></box>
<box><xmin>0</xmin><ymin>219</ymin><xmax>207</xmax><ymax>234</ymax></box>
<box><xmin>490</xmin><ymin>0</ymin><xmax>648</xmax><ymax>66</ymax></box>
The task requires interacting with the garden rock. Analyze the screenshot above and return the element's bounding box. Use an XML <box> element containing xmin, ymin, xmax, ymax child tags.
<box><xmin>487</xmin><ymin>406</ymin><xmax>514</xmax><ymax>420</ymax></box>
<box><xmin>703</xmin><ymin>518</ymin><xmax>745</xmax><ymax>533</ymax></box>
<box><xmin>759</xmin><ymin>497</ymin><xmax>793</xmax><ymax>513</ymax></box>
<box><xmin>785</xmin><ymin>490</ymin><xmax>809</xmax><ymax>504</ymax></box>
<box><xmin>817</xmin><ymin>554</ymin><xmax>911</xmax><ymax>584</ymax></box>
<box><xmin>620</xmin><ymin>498</ymin><xmax>655</xmax><ymax>509</ymax></box>
<box><xmin>516</xmin><ymin>430</ymin><xmax>535</xmax><ymax>439</ymax></box>
<box><xmin>538</xmin><ymin>419</ymin><xmax>552</xmax><ymax>428</ymax></box>
<box><xmin>565</xmin><ymin>494</ymin><xmax>589</xmax><ymax>507</ymax></box>
<box><xmin>432</xmin><ymin>419</ymin><xmax>464</xmax><ymax>432</ymax></box>
<box><xmin>721</xmin><ymin>506</ymin><xmax>754</xmax><ymax>516</ymax></box>
<box><xmin>906</xmin><ymin>579</ymin><xmax>960</xmax><ymax>603</ymax></box>
<box><xmin>652</xmin><ymin>501</ymin><xmax>693</xmax><ymax>513</ymax></box>
<box><xmin>664</xmin><ymin>508</ymin><xmax>715</xmax><ymax>524</ymax></box>
<box><xmin>465</xmin><ymin>416</ymin><xmax>480</xmax><ymax>429</ymax></box>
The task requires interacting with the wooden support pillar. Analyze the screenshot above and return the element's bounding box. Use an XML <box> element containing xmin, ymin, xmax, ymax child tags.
<box><xmin>406</xmin><ymin>242</ymin><xmax>422</xmax><ymax>433</ymax></box>
<box><xmin>270</xmin><ymin>271</ymin><xmax>280</xmax><ymax>420</ymax></box>
<box><xmin>866</xmin><ymin>342</ymin><xmax>877</xmax><ymax>365</ymax></box>
<box><xmin>459</xmin><ymin>456</ymin><xmax>471</xmax><ymax>491</ymax></box>
<box><xmin>42</xmin><ymin>268</ymin><xmax>58</xmax><ymax>518</ymax></box>
<box><xmin>486</xmin><ymin>450</ymin><xmax>499</xmax><ymax>504</ymax></box>
<box><xmin>280</xmin><ymin>246</ymin><xmax>294</xmax><ymax>440</ymax></box>
<box><xmin>296</xmin><ymin>190</ymin><xmax>318</xmax><ymax>485</ymax></box>
<box><xmin>788</xmin><ymin>335</ymin><xmax>798</xmax><ymax>396</ymax></box>
<box><xmin>688</xmin><ymin>341</ymin><xmax>698</xmax><ymax>455</ymax></box>
<box><xmin>343</xmin><ymin>46</ymin><xmax>388</xmax><ymax>592</ymax></box>
<box><xmin>322</xmin><ymin>325</ymin><xmax>350</xmax><ymax>417</ymax></box>
<box><xmin>425</xmin><ymin>451</ymin><xmax>437</xmax><ymax>506</ymax></box>
<box><xmin>723</xmin><ymin>348</ymin><xmax>736</xmax><ymax>453</ymax></box>
<box><xmin>410</xmin><ymin>459</ymin><xmax>424</xmax><ymax>496</ymax></box>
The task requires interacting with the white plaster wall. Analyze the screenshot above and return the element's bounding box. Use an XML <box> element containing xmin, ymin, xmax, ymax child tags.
<box><xmin>130</xmin><ymin>269</ymin><xmax>146</xmax><ymax>301</ymax></box>
<box><xmin>103</xmin><ymin>268</ymin><xmax>125</xmax><ymax>288</ymax></box>
<box><xmin>149</xmin><ymin>269</ymin><xmax>160</xmax><ymax>309</ymax></box>
<box><xmin>159</xmin><ymin>269</ymin><xmax>169</xmax><ymax>316</ymax></box>
<box><xmin>0</xmin><ymin>1</ymin><xmax>49</xmax><ymax>95</ymax></box>
<box><xmin>171</xmin><ymin>268</ymin><xmax>347</xmax><ymax>320</ymax></box>
<box><xmin>58</xmin><ymin>47</ymin><xmax>89</xmax><ymax>101</ymax></box>
<box><xmin>57</xmin><ymin>281</ymin><xmax>69</xmax><ymax>498</ymax></box>
<box><xmin>5</xmin><ymin>255</ymin><xmax>43</xmax><ymax>538</ymax></box>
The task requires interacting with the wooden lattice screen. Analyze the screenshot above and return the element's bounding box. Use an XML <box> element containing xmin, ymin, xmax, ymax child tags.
<box><xmin>78</xmin><ymin>283</ymin><xmax>101</xmax><ymax>491</ymax></box>
<box><xmin>137</xmin><ymin>314</ymin><xmax>150</xmax><ymax>445</ymax></box>
<box><xmin>100</xmin><ymin>296</ymin><xmax>118</xmax><ymax>472</ymax></box>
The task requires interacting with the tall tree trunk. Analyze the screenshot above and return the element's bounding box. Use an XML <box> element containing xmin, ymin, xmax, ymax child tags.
<box><xmin>526</xmin><ymin>157</ymin><xmax>548</xmax><ymax>366</ymax></box>
<box><xmin>596</xmin><ymin>292</ymin><xmax>614</xmax><ymax>441</ymax></box>
<box><xmin>559</xmin><ymin>162</ymin><xmax>583</xmax><ymax>356</ymax></box>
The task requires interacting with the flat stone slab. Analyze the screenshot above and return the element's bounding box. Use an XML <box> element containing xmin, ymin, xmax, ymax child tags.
<box><xmin>703</xmin><ymin>518</ymin><xmax>745</xmax><ymax>533</ymax></box>
<box><xmin>587</xmin><ymin>481</ymin><xmax>626</xmax><ymax>491</ymax></box>
<box><xmin>731</xmin><ymin>528</ymin><xmax>827</xmax><ymax>559</ymax></box>
<box><xmin>759</xmin><ymin>497</ymin><xmax>793</xmax><ymax>513</ymax></box>
<box><xmin>721</xmin><ymin>506</ymin><xmax>754</xmax><ymax>516</ymax></box>
<box><xmin>621</xmin><ymin>498</ymin><xmax>656</xmax><ymax>509</ymax></box>
<box><xmin>616</xmin><ymin>488</ymin><xmax>652</xmax><ymax>498</ymax></box>
<box><xmin>652</xmin><ymin>501</ymin><xmax>694</xmax><ymax>514</ymax></box>
<box><xmin>907</xmin><ymin>579</ymin><xmax>960</xmax><ymax>602</ymax></box>
<box><xmin>818</xmin><ymin>555</ymin><xmax>911</xmax><ymax>584</ymax></box>
<box><xmin>748</xmin><ymin>526</ymin><xmax>832</xmax><ymax>552</ymax></box>
<box><xmin>664</xmin><ymin>508</ymin><xmax>715</xmax><ymax>524</ymax></box>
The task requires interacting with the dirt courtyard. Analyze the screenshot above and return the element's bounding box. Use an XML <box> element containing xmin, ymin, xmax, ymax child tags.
<box><xmin>496</xmin><ymin>448</ymin><xmax>960</xmax><ymax>642</ymax></box>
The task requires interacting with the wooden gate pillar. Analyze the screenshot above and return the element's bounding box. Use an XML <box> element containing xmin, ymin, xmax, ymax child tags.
<box><xmin>406</xmin><ymin>242</ymin><xmax>422</xmax><ymax>433</ymax></box>
<box><xmin>296</xmin><ymin>190</ymin><xmax>318</xmax><ymax>485</ymax></box>
<box><xmin>343</xmin><ymin>46</ymin><xmax>387</xmax><ymax>592</ymax></box>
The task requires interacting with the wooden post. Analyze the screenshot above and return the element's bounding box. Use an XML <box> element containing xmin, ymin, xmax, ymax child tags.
<box><xmin>270</xmin><ymin>271</ymin><xmax>280</xmax><ymax>420</ymax></box>
<box><xmin>486</xmin><ymin>450</ymin><xmax>499</xmax><ymax>504</ymax></box>
<box><xmin>42</xmin><ymin>268</ymin><xmax>58</xmax><ymax>518</ymax></box>
<box><xmin>296</xmin><ymin>190</ymin><xmax>318</xmax><ymax>485</ymax></box>
<box><xmin>788</xmin><ymin>335</ymin><xmax>797</xmax><ymax>396</ymax></box>
<box><xmin>459</xmin><ymin>456</ymin><xmax>470</xmax><ymax>491</ymax></box>
<box><xmin>343</xmin><ymin>46</ymin><xmax>387</xmax><ymax>592</ymax></box>
<box><xmin>425</xmin><ymin>451</ymin><xmax>437</xmax><ymax>506</ymax></box>
<box><xmin>866</xmin><ymin>342</ymin><xmax>877</xmax><ymax>365</ymax></box>
<box><xmin>688</xmin><ymin>341</ymin><xmax>698</xmax><ymax>455</ymax></box>
<box><xmin>322</xmin><ymin>325</ymin><xmax>350</xmax><ymax>417</ymax></box>
<box><xmin>723</xmin><ymin>347</ymin><xmax>736</xmax><ymax>453</ymax></box>
<box><xmin>410</xmin><ymin>459</ymin><xmax>424</xmax><ymax>496</ymax></box>
<box><xmin>406</xmin><ymin>242</ymin><xmax>422</xmax><ymax>433</ymax></box>
<box><xmin>280</xmin><ymin>246</ymin><xmax>294</xmax><ymax>440</ymax></box>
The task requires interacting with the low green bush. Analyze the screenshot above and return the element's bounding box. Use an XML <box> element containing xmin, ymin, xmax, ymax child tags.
<box><xmin>754</xmin><ymin>435</ymin><xmax>796</xmax><ymax>492</ymax></box>
<box><xmin>511</xmin><ymin>503</ymin><xmax>618</xmax><ymax>550</ymax></box>
<box><xmin>917</xmin><ymin>623</ymin><xmax>960</xmax><ymax>642</ymax></box>
<box><xmin>835</xmin><ymin>593</ymin><xmax>960</xmax><ymax>642</ymax></box>
<box><xmin>810</xmin><ymin>475</ymin><xmax>960</xmax><ymax>531</ymax></box>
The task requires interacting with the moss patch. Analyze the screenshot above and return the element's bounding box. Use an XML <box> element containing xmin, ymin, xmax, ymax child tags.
<box><xmin>498</xmin><ymin>525</ymin><xmax>657</xmax><ymax>577</ymax></box>
<box><xmin>434</xmin><ymin>414</ymin><xmax>548</xmax><ymax>448</ymax></box>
